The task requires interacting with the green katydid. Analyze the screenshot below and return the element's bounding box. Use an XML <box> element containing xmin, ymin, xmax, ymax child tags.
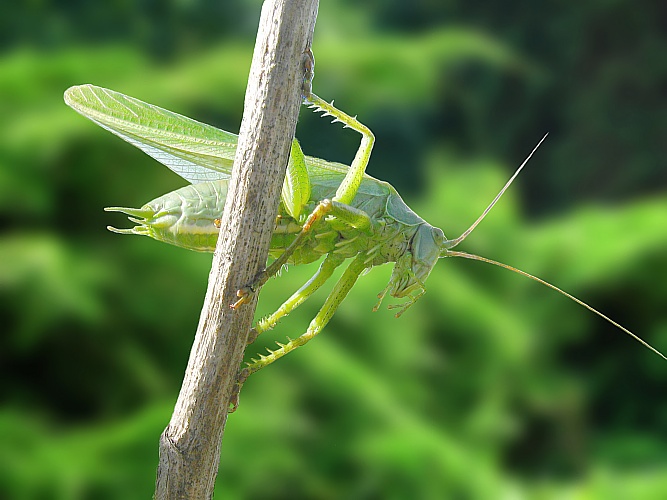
<box><xmin>64</xmin><ymin>63</ymin><xmax>666</xmax><ymax>409</ymax></box>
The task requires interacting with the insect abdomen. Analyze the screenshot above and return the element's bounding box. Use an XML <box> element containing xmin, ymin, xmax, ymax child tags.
<box><xmin>106</xmin><ymin>181</ymin><xmax>228</xmax><ymax>252</ymax></box>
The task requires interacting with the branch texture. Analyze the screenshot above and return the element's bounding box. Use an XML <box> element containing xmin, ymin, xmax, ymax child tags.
<box><xmin>155</xmin><ymin>1</ymin><xmax>319</xmax><ymax>498</ymax></box>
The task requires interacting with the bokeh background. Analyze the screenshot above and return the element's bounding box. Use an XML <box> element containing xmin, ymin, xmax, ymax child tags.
<box><xmin>2</xmin><ymin>1</ymin><xmax>667</xmax><ymax>498</ymax></box>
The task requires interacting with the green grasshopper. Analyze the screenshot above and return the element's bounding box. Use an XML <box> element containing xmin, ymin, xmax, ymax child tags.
<box><xmin>64</xmin><ymin>67</ymin><xmax>665</xmax><ymax>407</ymax></box>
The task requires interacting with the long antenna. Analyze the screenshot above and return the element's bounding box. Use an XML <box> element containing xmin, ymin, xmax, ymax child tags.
<box><xmin>445</xmin><ymin>133</ymin><xmax>548</xmax><ymax>250</ymax></box>
<box><xmin>445</xmin><ymin>250</ymin><xmax>667</xmax><ymax>361</ymax></box>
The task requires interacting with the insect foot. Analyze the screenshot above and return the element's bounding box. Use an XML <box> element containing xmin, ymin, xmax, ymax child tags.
<box><xmin>246</xmin><ymin>327</ymin><xmax>259</xmax><ymax>345</ymax></box>
<box><xmin>230</xmin><ymin>285</ymin><xmax>256</xmax><ymax>310</ymax></box>
<box><xmin>301</xmin><ymin>47</ymin><xmax>315</xmax><ymax>101</ymax></box>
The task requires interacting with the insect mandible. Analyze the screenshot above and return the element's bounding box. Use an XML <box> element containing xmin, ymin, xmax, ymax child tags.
<box><xmin>64</xmin><ymin>50</ymin><xmax>666</xmax><ymax>410</ymax></box>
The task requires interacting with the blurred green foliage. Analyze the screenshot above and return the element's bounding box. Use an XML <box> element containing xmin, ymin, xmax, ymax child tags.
<box><xmin>1</xmin><ymin>1</ymin><xmax>666</xmax><ymax>498</ymax></box>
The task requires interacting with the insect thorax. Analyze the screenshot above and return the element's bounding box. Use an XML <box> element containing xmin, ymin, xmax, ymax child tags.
<box><xmin>269</xmin><ymin>206</ymin><xmax>419</xmax><ymax>270</ymax></box>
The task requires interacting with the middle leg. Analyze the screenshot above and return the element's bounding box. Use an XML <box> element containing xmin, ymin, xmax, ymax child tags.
<box><xmin>246</xmin><ymin>253</ymin><xmax>368</xmax><ymax>375</ymax></box>
<box><xmin>252</xmin><ymin>252</ymin><xmax>346</xmax><ymax>341</ymax></box>
<box><xmin>232</xmin><ymin>200</ymin><xmax>373</xmax><ymax>308</ymax></box>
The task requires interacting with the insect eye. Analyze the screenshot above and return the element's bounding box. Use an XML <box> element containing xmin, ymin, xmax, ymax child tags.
<box><xmin>431</xmin><ymin>227</ymin><xmax>445</xmax><ymax>246</ymax></box>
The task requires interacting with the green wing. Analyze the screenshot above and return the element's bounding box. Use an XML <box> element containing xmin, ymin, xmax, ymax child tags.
<box><xmin>64</xmin><ymin>84</ymin><xmax>238</xmax><ymax>183</ymax></box>
<box><xmin>64</xmin><ymin>84</ymin><xmax>364</xmax><ymax>218</ymax></box>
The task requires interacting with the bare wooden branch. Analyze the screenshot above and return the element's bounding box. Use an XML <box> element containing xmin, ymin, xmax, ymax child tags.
<box><xmin>155</xmin><ymin>1</ymin><xmax>319</xmax><ymax>497</ymax></box>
